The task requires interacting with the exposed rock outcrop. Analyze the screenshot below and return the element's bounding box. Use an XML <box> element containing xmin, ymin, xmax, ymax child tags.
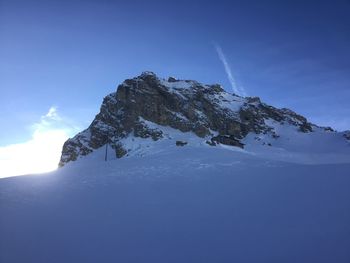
<box><xmin>210</xmin><ymin>135</ymin><xmax>244</xmax><ymax>148</ymax></box>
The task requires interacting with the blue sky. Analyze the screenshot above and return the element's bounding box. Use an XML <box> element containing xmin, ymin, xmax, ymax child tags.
<box><xmin>0</xmin><ymin>0</ymin><xmax>350</xmax><ymax>171</ymax></box>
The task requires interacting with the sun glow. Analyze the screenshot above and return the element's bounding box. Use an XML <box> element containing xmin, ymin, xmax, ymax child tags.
<box><xmin>0</xmin><ymin>107</ymin><xmax>77</xmax><ymax>178</ymax></box>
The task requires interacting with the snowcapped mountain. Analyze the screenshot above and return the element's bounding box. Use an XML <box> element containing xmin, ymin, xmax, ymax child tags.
<box><xmin>1</xmin><ymin>72</ymin><xmax>350</xmax><ymax>263</ymax></box>
<box><xmin>59</xmin><ymin>71</ymin><xmax>349</xmax><ymax>166</ymax></box>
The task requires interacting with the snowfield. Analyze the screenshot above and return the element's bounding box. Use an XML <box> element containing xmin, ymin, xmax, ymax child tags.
<box><xmin>1</xmin><ymin>127</ymin><xmax>350</xmax><ymax>262</ymax></box>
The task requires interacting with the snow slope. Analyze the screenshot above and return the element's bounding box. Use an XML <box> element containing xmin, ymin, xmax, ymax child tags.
<box><xmin>1</xmin><ymin>131</ymin><xmax>350</xmax><ymax>263</ymax></box>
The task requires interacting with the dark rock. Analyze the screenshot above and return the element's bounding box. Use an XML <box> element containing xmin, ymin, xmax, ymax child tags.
<box><xmin>262</xmin><ymin>142</ymin><xmax>272</xmax><ymax>146</ymax></box>
<box><xmin>206</xmin><ymin>140</ymin><xmax>216</xmax><ymax>146</ymax></box>
<box><xmin>324</xmin><ymin>127</ymin><xmax>335</xmax><ymax>132</ymax></box>
<box><xmin>247</xmin><ymin>96</ymin><xmax>261</xmax><ymax>104</ymax></box>
<box><xmin>209</xmin><ymin>84</ymin><xmax>224</xmax><ymax>93</ymax></box>
<box><xmin>299</xmin><ymin>123</ymin><xmax>312</xmax><ymax>133</ymax></box>
<box><xmin>168</xmin><ymin>77</ymin><xmax>177</xmax><ymax>82</ymax></box>
<box><xmin>58</xmin><ymin>131</ymin><xmax>93</xmax><ymax>167</ymax></box>
<box><xmin>211</xmin><ymin>135</ymin><xmax>244</xmax><ymax>148</ymax></box>
<box><xmin>134</xmin><ymin>121</ymin><xmax>163</xmax><ymax>141</ymax></box>
<box><xmin>176</xmin><ymin>141</ymin><xmax>188</xmax><ymax>146</ymax></box>
<box><xmin>114</xmin><ymin>143</ymin><xmax>127</xmax><ymax>158</ymax></box>
<box><xmin>272</xmin><ymin>133</ymin><xmax>280</xmax><ymax>139</ymax></box>
<box><xmin>193</xmin><ymin>124</ymin><xmax>210</xmax><ymax>138</ymax></box>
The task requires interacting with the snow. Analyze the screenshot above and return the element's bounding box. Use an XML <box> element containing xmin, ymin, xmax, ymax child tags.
<box><xmin>213</xmin><ymin>92</ymin><xmax>245</xmax><ymax>112</ymax></box>
<box><xmin>170</xmin><ymin>111</ymin><xmax>189</xmax><ymax>121</ymax></box>
<box><xmin>76</xmin><ymin>129</ymin><xmax>92</xmax><ymax>148</ymax></box>
<box><xmin>1</xmin><ymin>141</ymin><xmax>350</xmax><ymax>263</ymax></box>
<box><xmin>241</xmin><ymin>120</ymin><xmax>350</xmax><ymax>164</ymax></box>
<box><xmin>120</xmin><ymin>119</ymin><xmax>206</xmax><ymax>158</ymax></box>
<box><xmin>92</xmin><ymin>119</ymin><xmax>112</xmax><ymax>132</ymax></box>
<box><xmin>1</xmin><ymin>119</ymin><xmax>350</xmax><ymax>262</ymax></box>
<box><xmin>160</xmin><ymin>79</ymin><xmax>194</xmax><ymax>90</ymax></box>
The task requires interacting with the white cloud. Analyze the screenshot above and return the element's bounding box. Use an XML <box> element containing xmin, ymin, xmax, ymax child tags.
<box><xmin>214</xmin><ymin>43</ymin><xmax>247</xmax><ymax>97</ymax></box>
<box><xmin>0</xmin><ymin>107</ymin><xmax>79</xmax><ymax>178</ymax></box>
<box><xmin>45</xmin><ymin>106</ymin><xmax>60</xmax><ymax>120</ymax></box>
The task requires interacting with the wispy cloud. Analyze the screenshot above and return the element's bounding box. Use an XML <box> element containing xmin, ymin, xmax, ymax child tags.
<box><xmin>45</xmin><ymin>106</ymin><xmax>60</xmax><ymax>119</ymax></box>
<box><xmin>214</xmin><ymin>43</ymin><xmax>247</xmax><ymax>97</ymax></box>
<box><xmin>0</xmin><ymin>107</ymin><xmax>79</xmax><ymax>178</ymax></box>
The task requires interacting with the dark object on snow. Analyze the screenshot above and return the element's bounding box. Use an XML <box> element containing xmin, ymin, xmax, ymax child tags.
<box><xmin>210</xmin><ymin>135</ymin><xmax>244</xmax><ymax>148</ymax></box>
<box><xmin>176</xmin><ymin>141</ymin><xmax>188</xmax><ymax>146</ymax></box>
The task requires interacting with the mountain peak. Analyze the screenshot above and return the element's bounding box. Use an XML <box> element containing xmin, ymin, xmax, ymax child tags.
<box><xmin>140</xmin><ymin>71</ymin><xmax>157</xmax><ymax>77</ymax></box>
<box><xmin>59</xmin><ymin>72</ymin><xmax>348</xmax><ymax>167</ymax></box>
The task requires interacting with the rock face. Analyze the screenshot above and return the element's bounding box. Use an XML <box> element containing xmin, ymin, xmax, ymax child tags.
<box><xmin>59</xmin><ymin>71</ymin><xmax>317</xmax><ymax>166</ymax></box>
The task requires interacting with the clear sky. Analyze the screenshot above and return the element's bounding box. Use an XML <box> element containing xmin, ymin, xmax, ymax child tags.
<box><xmin>0</xmin><ymin>0</ymin><xmax>350</xmax><ymax>175</ymax></box>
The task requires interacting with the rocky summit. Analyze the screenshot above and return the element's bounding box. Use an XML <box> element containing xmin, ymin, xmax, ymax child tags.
<box><xmin>59</xmin><ymin>71</ymin><xmax>345</xmax><ymax>166</ymax></box>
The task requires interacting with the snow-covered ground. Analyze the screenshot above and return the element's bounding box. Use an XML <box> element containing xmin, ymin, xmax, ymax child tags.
<box><xmin>1</xmin><ymin>126</ymin><xmax>350</xmax><ymax>262</ymax></box>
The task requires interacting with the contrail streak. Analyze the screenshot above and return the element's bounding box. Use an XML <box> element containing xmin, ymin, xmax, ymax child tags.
<box><xmin>214</xmin><ymin>44</ymin><xmax>247</xmax><ymax>96</ymax></box>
